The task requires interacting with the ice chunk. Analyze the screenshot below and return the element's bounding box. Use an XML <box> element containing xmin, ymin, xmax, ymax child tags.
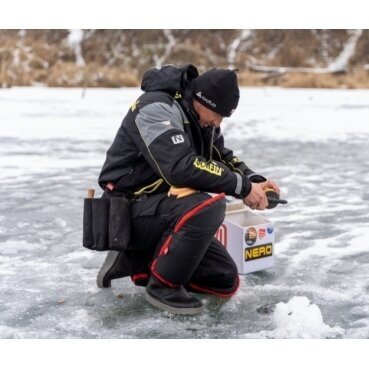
<box><xmin>271</xmin><ymin>296</ymin><xmax>343</xmax><ymax>338</ymax></box>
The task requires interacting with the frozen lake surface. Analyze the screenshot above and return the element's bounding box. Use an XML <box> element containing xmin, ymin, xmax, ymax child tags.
<box><xmin>1</xmin><ymin>87</ymin><xmax>369</xmax><ymax>338</ymax></box>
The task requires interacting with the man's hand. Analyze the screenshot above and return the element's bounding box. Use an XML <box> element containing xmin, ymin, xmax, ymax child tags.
<box><xmin>259</xmin><ymin>179</ymin><xmax>280</xmax><ymax>196</ymax></box>
<box><xmin>243</xmin><ymin>183</ymin><xmax>268</xmax><ymax>210</ymax></box>
<box><xmin>243</xmin><ymin>179</ymin><xmax>281</xmax><ymax>210</ymax></box>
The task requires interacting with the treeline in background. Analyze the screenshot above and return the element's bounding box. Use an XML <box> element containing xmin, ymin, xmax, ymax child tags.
<box><xmin>1</xmin><ymin>29</ymin><xmax>368</xmax><ymax>88</ymax></box>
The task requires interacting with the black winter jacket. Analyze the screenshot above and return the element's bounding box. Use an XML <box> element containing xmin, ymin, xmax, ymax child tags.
<box><xmin>98</xmin><ymin>65</ymin><xmax>265</xmax><ymax>198</ymax></box>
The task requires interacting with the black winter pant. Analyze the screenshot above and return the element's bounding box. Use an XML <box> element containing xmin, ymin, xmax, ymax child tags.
<box><xmin>103</xmin><ymin>191</ymin><xmax>239</xmax><ymax>298</ymax></box>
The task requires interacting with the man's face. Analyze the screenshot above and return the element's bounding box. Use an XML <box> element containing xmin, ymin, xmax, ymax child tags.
<box><xmin>193</xmin><ymin>100</ymin><xmax>223</xmax><ymax>128</ymax></box>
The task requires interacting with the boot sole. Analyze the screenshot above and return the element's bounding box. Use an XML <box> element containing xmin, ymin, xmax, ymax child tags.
<box><xmin>96</xmin><ymin>251</ymin><xmax>120</xmax><ymax>288</ymax></box>
<box><xmin>145</xmin><ymin>291</ymin><xmax>204</xmax><ymax>315</ymax></box>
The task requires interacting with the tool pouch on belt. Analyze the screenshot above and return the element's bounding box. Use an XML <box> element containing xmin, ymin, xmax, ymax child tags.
<box><xmin>83</xmin><ymin>190</ymin><xmax>132</xmax><ymax>252</ymax></box>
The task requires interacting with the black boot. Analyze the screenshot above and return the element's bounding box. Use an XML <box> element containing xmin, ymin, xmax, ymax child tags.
<box><xmin>145</xmin><ymin>276</ymin><xmax>203</xmax><ymax>315</ymax></box>
<box><xmin>96</xmin><ymin>250</ymin><xmax>130</xmax><ymax>288</ymax></box>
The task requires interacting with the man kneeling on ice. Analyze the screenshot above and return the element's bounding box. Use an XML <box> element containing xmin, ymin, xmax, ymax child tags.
<box><xmin>96</xmin><ymin>64</ymin><xmax>280</xmax><ymax>315</ymax></box>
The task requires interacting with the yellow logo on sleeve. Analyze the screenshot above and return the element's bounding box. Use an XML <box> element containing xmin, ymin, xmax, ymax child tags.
<box><xmin>193</xmin><ymin>158</ymin><xmax>224</xmax><ymax>176</ymax></box>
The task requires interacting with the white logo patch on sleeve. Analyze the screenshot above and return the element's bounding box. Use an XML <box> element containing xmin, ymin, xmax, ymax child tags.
<box><xmin>171</xmin><ymin>134</ymin><xmax>184</xmax><ymax>144</ymax></box>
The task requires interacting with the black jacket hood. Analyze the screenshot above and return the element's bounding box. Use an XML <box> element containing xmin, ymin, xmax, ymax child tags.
<box><xmin>141</xmin><ymin>64</ymin><xmax>199</xmax><ymax>96</ymax></box>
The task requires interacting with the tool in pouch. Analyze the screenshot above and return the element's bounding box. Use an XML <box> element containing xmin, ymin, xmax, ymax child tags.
<box><xmin>83</xmin><ymin>188</ymin><xmax>132</xmax><ymax>251</ymax></box>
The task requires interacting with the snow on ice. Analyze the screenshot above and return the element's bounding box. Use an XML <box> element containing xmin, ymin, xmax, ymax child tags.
<box><xmin>246</xmin><ymin>296</ymin><xmax>344</xmax><ymax>339</ymax></box>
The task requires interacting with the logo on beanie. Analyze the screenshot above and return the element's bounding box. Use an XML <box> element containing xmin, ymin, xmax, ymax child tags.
<box><xmin>196</xmin><ymin>91</ymin><xmax>216</xmax><ymax>108</ymax></box>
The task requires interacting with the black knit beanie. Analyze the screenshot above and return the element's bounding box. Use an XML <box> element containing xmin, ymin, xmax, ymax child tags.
<box><xmin>192</xmin><ymin>69</ymin><xmax>240</xmax><ymax>117</ymax></box>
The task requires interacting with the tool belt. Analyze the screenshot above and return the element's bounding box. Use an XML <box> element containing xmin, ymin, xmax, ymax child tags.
<box><xmin>82</xmin><ymin>188</ymin><xmax>132</xmax><ymax>251</ymax></box>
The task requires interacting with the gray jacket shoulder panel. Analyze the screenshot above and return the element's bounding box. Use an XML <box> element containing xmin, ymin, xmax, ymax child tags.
<box><xmin>135</xmin><ymin>102</ymin><xmax>185</xmax><ymax>147</ymax></box>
